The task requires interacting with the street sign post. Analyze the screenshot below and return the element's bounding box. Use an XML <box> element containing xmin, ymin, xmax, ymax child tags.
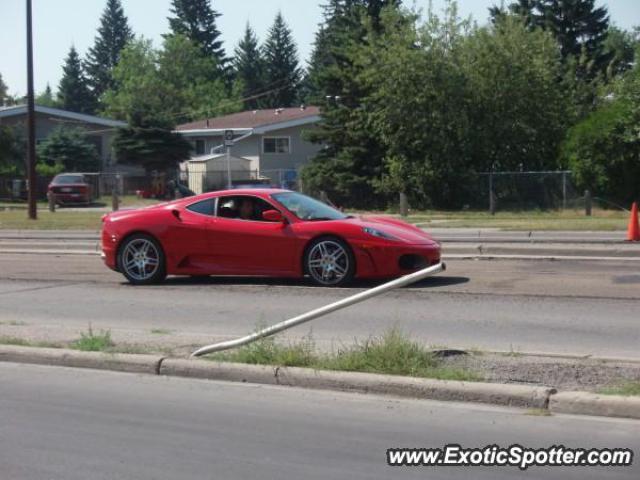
<box><xmin>224</xmin><ymin>130</ymin><xmax>234</xmax><ymax>188</ymax></box>
<box><xmin>224</xmin><ymin>130</ymin><xmax>234</xmax><ymax>147</ymax></box>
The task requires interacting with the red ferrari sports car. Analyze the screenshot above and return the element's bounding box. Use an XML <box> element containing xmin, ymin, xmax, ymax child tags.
<box><xmin>101</xmin><ymin>189</ymin><xmax>441</xmax><ymax>286</ymax></box>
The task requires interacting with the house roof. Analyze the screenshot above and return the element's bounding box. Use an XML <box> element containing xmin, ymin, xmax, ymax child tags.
<box><xmin>176</xmin><ymin>106</ymin><xmax>321</xmax><ymax>135</ymax></box>
<box><xmin>0</xmin><ymin>104</ymin><xmax>127</xmax><ymax>128</ymax></box>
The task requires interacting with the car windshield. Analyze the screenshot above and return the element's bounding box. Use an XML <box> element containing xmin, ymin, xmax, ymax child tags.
<box><xmin>272</xmin><ymin>192</ymin><xmax>348</xmax><ymax>221</ymax></box>
<box><xmin>55</xmin><ymin>175</ymin><xmax>85</xmax><ymax>184</ymax></box>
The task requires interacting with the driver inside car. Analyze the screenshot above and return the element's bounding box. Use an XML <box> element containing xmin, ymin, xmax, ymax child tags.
<box><xmin>238</xmin><ymin>198</ymin><xmax>256</xmax><ymax>220</ymax></box>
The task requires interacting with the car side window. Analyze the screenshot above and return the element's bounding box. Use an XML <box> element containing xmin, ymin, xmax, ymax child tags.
<box><xmin>216</xmin><ymin>196</ymin><xmax>279</xmax><ymax>222</ymax></box>
<box><xmin>186</xmin><ymin>198</ymin><xmax>216</xmax><ymax>216</ymax></box>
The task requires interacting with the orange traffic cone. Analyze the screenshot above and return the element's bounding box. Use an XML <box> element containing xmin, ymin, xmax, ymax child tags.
<box><xmin>627</xmin><ymin>202</ymin><xmax>640</xmax><ymax>242</ymax></box>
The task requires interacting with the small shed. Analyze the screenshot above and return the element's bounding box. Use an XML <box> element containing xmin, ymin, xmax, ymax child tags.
<box><xmin>187</xmin><ymin>153</ymin><xmax>254</xmax><ymax>194</ymax></box>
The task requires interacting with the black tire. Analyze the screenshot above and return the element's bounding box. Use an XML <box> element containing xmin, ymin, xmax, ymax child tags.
<box><xmin>117</xmin><ymin>234</ymin><xmax>167</xmax><ymax>285</ymax></box>
<box><xmin>304</xmin><ymin>236</ymin><xmax>355</xmax><ymax>287</ymax></box>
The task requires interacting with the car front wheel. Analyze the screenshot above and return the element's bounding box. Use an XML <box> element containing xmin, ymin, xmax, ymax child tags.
<box><xmin>304</xmin><ymin>237</ymin><xmax>355</xmax><ymax>287</ymax></box>
<box><xmin>117</xmin><ymin>234</ymin><xmax>166</xmax><ymax>285</ymax></box>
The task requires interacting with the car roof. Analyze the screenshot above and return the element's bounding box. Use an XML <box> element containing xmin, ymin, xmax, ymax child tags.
<box><xmin>202</xmin><ymin>188</ymin><xmax>292</xmax><ymax>198</ymax></box>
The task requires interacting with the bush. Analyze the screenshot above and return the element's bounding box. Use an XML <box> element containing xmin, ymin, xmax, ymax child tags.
<box><xmin>563</xmin><ymin>99</ymin><xmax>640</xmax><ymax>205</ymax></box>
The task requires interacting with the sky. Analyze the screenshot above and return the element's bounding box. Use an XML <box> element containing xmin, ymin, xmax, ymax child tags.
<box><xmin>1</xmin><ymin>0</ymin><xmax>639</xmax><ymax>97</ymax></box>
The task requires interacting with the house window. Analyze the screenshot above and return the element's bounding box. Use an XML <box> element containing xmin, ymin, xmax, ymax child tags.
<box><xmin>195</xmin><ymin>139</ymin><xmax>206</xmax><ymax>155</ymax></box>
<box><xmin>263</xmin><ymin>137</ymin><xmax>290</xmax><ymax>154</ymax></box>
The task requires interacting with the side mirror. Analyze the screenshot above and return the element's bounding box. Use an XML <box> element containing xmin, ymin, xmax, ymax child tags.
<box><xmin>171</xmin><ymin>209</ymin><xmax>182</xmax><ymax>221</ymax></box>
<box><xmin>262</xmin><ymin>209</ymin><xmax>284</xmax><ymax>223</ymax></box>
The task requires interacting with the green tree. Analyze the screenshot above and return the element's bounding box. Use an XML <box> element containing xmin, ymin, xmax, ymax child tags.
<box><xmin>57</xmin><ymin>46</ymin><xmax>95</xmax><ymax>114</ymax></box>
<box><xmin>103</xmin><ymin>39</ymin><xmax>188</xmax><ymax>172</ymax></box>
<box><xmin>233</xmin><ymin>23</ymin><xmax>266</xmax><ymax>109</ymax></box>
<box><xmin>301</xmin><ymin>0</ymin><xmax>402</xmax><ymax>207</ymax></box>
<box><xmin>604</xmin><ymin>26</ymin><xmax>638</xmax><ymax>77</ymax></box>
<box><xmin>158</xmin><ymin>34</ymin><xmax>241</xmax><ymax>122</ymax></box>
<box><xmin>461</xmin><ymin>16</ymin><xmax>568</xmax><ymax>173</ymax></box>
<box><xmin>0</xmin><ymin>126</ymin><xmax>25</xmax><ymax>175</ymax></box>
<box><xmin>85</xmin><ymin>0</ymin><xmax>134</xmax><ymax>107</ymax></box>
<box><xmin>494</xmin><ymin>0</ymin><xmax>610</xmax><ymax>80</ymax></box>
<box><xmin>103</xmin><ymin>39</ymin><xmax>172</xmax><ymax>127</ymax></box>
<box><xmin>262</xmin><ymin>12</ymin><xmax>302</xmax><ymax>108</ymax></box>
<box><xmin>167</xmin><ymin>0</ymin><xmax>228</xmax><ymax>79</ymax></box>
<box><xmin>36</xmin><ymin>84</ymin><xmax>56</xmax><ymax>107</ymax></box>
<box><xmin>563</xmin><ymin>58</ymin><xmax>640</xmax><ymax>204</ymax></box>
<box><xmin>0</xmin><ymin>73</ymin><xmax>7</xmax><ymax>106</ymax></box>
<box><xmin>354</xmin><ymin>4</ymin><xmax>474</xmax><ymax>208</ymax></box>
<box><xmin>112</xmin><ymin>127</ymin><xmax>192</xmax><ymax>172</ymax></box>
<box><xmin>304</xmin><ymin>1</ymin><xmax>401</xmax><ymax>104</ymax></box>
<box><xmin>36</xmin><ymin>127</ymin><xmax>101</xmax><ymax>173</ymax></box>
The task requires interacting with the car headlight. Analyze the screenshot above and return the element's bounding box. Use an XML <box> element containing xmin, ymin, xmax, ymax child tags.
<box><xmin>363</xmin><ymin>227</ymin><xmax>398</xmax><ymax>240</ymax></box>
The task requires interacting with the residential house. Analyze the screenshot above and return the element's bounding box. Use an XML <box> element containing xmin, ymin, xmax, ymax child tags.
<box><xmin>0</xmin><ymin>104</ymin><xmax>126</xmax><ymax>171</ymax></box>
<box><xmin>175</xmin><ymin>106</ymin><xmax>323</xmax><ymax>192</ymax></box>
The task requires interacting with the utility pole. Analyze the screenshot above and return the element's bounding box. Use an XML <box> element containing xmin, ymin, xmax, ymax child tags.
<box><xmin>26</xmin><ymin>0</ymin><xmax>37</xmax><ymax>220</ymax></box>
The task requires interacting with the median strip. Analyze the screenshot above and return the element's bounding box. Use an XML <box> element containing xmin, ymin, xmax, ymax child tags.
<box><xmin>1</xmin><ymin>341</ymin><xmax>638</xmax><ymax>420</ymax></box>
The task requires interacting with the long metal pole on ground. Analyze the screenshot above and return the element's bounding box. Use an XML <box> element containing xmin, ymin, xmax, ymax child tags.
<box><xmin>191</xmin><ymin>262</ymin><xmax>446</xmax><ymax>357</ymax></box>
<box><xmin>26</xmin><ymin>0</ymin><xmax>37</xmax><ymax>220</ymax></box>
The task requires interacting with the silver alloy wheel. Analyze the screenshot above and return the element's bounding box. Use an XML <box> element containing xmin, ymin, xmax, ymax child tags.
<box><xmin>307</xmin><ymin>240</ymin><xmax>350</xmax><ymax>285</ymax></box>
<box><xmin>121</xmin><ymin>238</ymin><xmax>160</xmax><ymax>282</ymax></box>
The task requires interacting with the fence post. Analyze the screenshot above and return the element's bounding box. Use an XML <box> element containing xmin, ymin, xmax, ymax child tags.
<box><xmin>111</xmin><ymin>186</ymin><xmax>119</xmax><ymax>212</ymax></box>
<box><xmin>320</xmin><ymin>191</ymin><xmax>329</xmax><ymax>204</ymax></box>
<box><xmin>489</xmin><ymin>172</ymin><xmax>496</xmax><ymax>215</ymax></box>
<box><xmin>584</xmin><ymin>190</ymin><xmax>592</xmax><ymax>217</ymax></box>
<box><xmin>562</xmin><ymin>172</ymin><xmax>567</xmax><ymax>210</ymax></box>
<box><xmin>399</xmin><ymin>192</ymin><xmax>409</xmax><ymax>217</ymax></box>
<box><xmin>47</xmin><ymin>192</ymin><xmax>56</xmax><ymax>212</ymax></box>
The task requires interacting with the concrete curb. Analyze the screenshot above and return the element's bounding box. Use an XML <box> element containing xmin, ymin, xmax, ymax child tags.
<box><xmin>443</xmin><ymin>253</ymin><xmax>640</xmax><ymax>262</ymax></box>
<box><xmin>0</xmin><ymin>345</ymin><xmax>163</xmax><ymax>375</ymax></box>
<box><xmin>1</xmin><ymin>345</ymin><xmax>638</xmax><ymax>419</ymax></box>
<box><xmin>550</xmin><ymin>391</ymin><xmax>640</xmax><ymax>420</ymax></box>
<box><xmin>159</xmin><ymin>358</ymin><xmax>554</xmax><ymax>408</ymax></box>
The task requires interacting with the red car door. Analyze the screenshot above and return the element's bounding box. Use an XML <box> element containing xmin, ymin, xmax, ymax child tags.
<box><xmin>163</xmin><ymin>199</ymin><xmax>213</xmax><ymax>273</ymax></box>
<box><xmin>206</xmin><ymin>195</ymin><xmax>298</xmax><ymax>275</ymax></box>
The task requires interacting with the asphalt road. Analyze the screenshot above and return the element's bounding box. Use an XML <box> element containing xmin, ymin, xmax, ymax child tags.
<box><xmin>0</xmin><ymin>254</ymin><xmax>638</xmax><ymax>357</ymax></box>
<box><xmin>1</xmin><ymin>363</ymin><xmax>638</xmax><ymax>480</ymax></box>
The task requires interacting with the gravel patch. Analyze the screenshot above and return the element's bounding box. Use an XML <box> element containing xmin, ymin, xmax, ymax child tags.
<box><xmin>441</xmin><ymin>352</ymin><xmax>640</xmax><ymax>392</ymax></box>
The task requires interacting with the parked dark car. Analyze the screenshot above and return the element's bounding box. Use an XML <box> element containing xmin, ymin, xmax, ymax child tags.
<box><xmin>48</xmin><ymin>174</ymin><xmax>92</xmax><ymax>206</ymax></box>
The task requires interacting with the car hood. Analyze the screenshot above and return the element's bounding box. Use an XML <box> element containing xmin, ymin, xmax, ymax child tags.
<box><xmin>347</xmin><ymin>215</ymin><xmax>438</xmax><ymax>245</ymax></box>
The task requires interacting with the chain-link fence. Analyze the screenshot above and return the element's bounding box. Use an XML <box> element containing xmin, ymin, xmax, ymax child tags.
<box><xmin>476</xmin><ymin>171</ymin><xmax>581</xmax><ymax>212</ymax></box>
<box><xmin>260</xmin><ymin>169</ymin><xmax>299</xmax><ymax>190</ymax></box>
<box><xmin>0</xmin><ymin>172</ymin><xmax>150</xmax><ymax>201</ymax></box>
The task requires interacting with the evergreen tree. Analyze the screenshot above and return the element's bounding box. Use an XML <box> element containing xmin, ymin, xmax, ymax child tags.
<box><xmin>493</xmin><ymin>0</ymin><xmax>610</xmax><ymax>79</ymax></box>
<box><xmin>36</xmin><ymin>84</ymin><xmax>56</xmax><ymax>107</ymax></box>
<box><xmin>36</xmin><ymin>127</ymin><xmax>101</xmax><ymax>173</ymax></box>
<box><xmin>262</xmin><ymin>12</ymin><xmax>302</xmax><ymax>108</ymax></box>
<box><xmin>57</xmin><ymin>46</ymin><xmax>95</xmax><ymax>114</ymax></box>
<box><xmin>233</xmin><ymin>23</ymin><xmax>266</xmax><ymax>109</ymax></box>
<box><xmin>85</xmin><ymin>0</ymin><xmax>134</xmax><ymax>106</ymax></box>
<box><xmin>301</xmin><ymin>0</ymin><xmax>402</xmax><ymax>207</ymax></box>
<box><xmin>167</xmin><ymin>0</ymin><xmax>228</xmax><ymax>79</ymax></box>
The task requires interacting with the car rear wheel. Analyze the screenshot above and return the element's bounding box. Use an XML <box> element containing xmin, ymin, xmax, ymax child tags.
<box><xmin>117</xmin><ymin>234</ymin><xmax>166</xmax><ymax>285</ymax></box>
<box><xmin>304</xmin><ymin>237</ymin><xmax>355</xmax><ymax>287</ymax></box>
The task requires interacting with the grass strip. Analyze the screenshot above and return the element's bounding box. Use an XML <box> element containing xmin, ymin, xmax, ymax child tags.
<box><xmin>209</xmin><ymin>329</ymin><xmax>482</xmax><ymax>382</ymax></box>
